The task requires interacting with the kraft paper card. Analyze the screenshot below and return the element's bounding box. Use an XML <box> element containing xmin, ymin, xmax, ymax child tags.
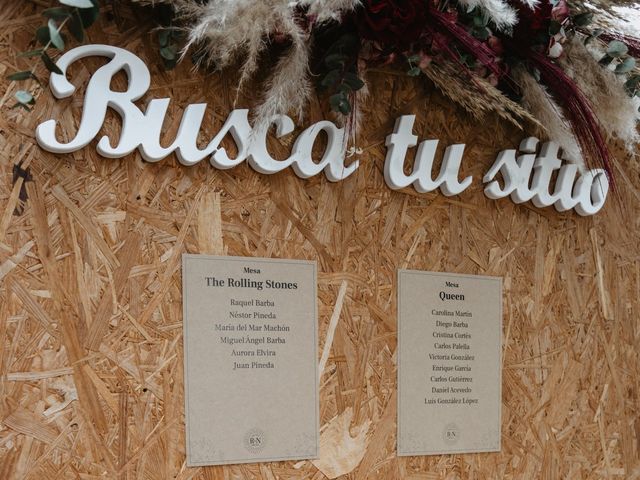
<box><xmin>182</xmin><ymin>254</ymin><xmax>319</xmax><ymax>466</ymax></box>
<box><xmin>397</xmin><ymin>270</ymin><xmax>502</xmax><ymax>456</ymax></box>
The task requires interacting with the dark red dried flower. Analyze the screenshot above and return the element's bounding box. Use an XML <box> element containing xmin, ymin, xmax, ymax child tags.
<box><xmin>511</xmin><ymin>0</ymin><xmax>570</xmax><ymax>50</ymax></box>
<box><xmin>487</xmin><ymin>35</ymin><xmax>504</xmax><ymax>56</ymax></box>
<box><xmin>355</xmin><ymin>0</ymin><xmax>429</xmax><ymax>48</ymax></box>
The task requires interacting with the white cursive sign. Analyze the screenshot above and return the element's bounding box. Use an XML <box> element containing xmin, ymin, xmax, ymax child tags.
<box><xmin>36</xmin><ymin>44</ymin><xmax>609</xmax><ymax>216</ymax></box>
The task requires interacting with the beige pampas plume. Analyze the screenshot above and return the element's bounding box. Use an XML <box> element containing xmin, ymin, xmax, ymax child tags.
<box><xmin>175</xmin><ymin>0</ymin><xmax>365</xmax><ymax>127</ymax></box>
<box><xmin>254</xmin><ymin>15</ymin><xmax>312</xmax><ymax>127</ymax></box>
<box><xmin>560</xmin><ymin>36</ymin><xmax>640</xmax><ymax>153</ymax></box>
<box><xmin>512</xmin><ymin>66</ymin><xmax>583</xmax><ymax>165</ymax></box>
<box><xmin>457</xmin><ymin>0</ymin><xmax>518</xmax><ymax>31</ymax></box>
<box><xmin>516</xmin><ymin>0</ymin><xmax>539</xmax><ymax>8</ymax></box>
<box><xmin>176</xmin><ymin>0</ymin><xmax>314</xmax><ymax>124</ymax></box>
<box><xmin>294</xmin><ymin>0</ymin><xmax>361</xmax><ymax>24</ymax></box>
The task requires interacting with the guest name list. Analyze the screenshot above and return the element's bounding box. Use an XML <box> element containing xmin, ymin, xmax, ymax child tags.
<box><xmin>207</xmin><ymin>273</ymin><xmax>298</xmax><ymax>372</ymax></box>
<box><xmin>398</xmin><ymin>270</ymin><xmax>502</xmax><ymax>456</ymax></box>
<box><xmin>182</xmin><ymin>255</ymin><xmax>318</xmax><ymax>466</ymax></box>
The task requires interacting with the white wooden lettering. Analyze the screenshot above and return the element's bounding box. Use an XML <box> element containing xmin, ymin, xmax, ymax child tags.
<box><xmin>384</xmin><ymin>115</ymin><xmax>472</xmax><ymax>196</ymax></box>
<box><xmin>35</xmin><ymin>44</ymin><xmax>608</xmax><ymax>216</ymax></box>
<box><xmin>484</xmin><ymin>138</ymin><xmax>609</xmax><ymax>216</ymax></box>
<box><xmin>291</xmin><ymin>121</ymin><xmax>358</xmax><ymax>181</ymax></box>
<box><xmin>36</xmin><ymin>44</ymin><xmax>355</xmax><ymax>182</ymax></box>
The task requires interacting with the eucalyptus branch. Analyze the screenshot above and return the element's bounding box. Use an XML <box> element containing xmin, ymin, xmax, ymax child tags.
<box><xmin>6</xmin><ymin>0</ymin><xmax>100</xmax><ymax>110</ymax></box>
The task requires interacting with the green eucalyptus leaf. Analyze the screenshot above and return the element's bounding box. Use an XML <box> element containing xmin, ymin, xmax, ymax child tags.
<box><xmin>43</xmin><ymin>7</ymin><xmax>72</xmax><ymax>19</ymax></box>
<box><xmin>335</xmin><ymin>33</ymin><xmax>358</xmax><ymax>51</ymax></box>
<box><xmin>7</xmin><ymin>70</ymin><xmax>34</xmax><ymax>81</ymax></box>
<box><xmin>320</xmin><ymin>69</ymin><xmax>341</xmax><ymax>88</ymax></box>
<box><xmin>407</xmin><ymin>66</ymin><xmax>421</xmax><ymax>77</ymax></box>
<box><xmin>36</xmin><ymin>26</ymin><xmax>51</xmax><ymax>46</ymax></box>
<box><xmin>329</xmin><ymin>93</ymin><xmax>351</xmax><ymax>115</ymax></box>
<box><xmin>12</xmin><ymin>102</ymin><xmax>32</xmax><ymax>111</ymax></box>
<box><xmin>598</xmin><ymin>53</ymin><xmax>614</xmax><ymax>66</ymax></box>
<box><xmin>18</xmin><ymin>49</ymin><xmax>44</xmax><ymax>58</ymax></box>
<box><xmin>615</xmin><ymin>56</ymin><xmax>636</xmax><ymax>74</ymax></box>
<box><xmin>41</xmin><ymin>51</ymin><xmax>63</xmax><ymax>74</ymax></box>
<box><xmin>158</xmin><ymin>29</ymin><xmax>171</xmax><ymax>47</ymax></box>
<box><xmin>15</xmin><ymin>90</ymin><xmax>34</xmax><ymax>104</ymax></box>
<box><xmin>625</xmin><ymin>74</ymin><xmax>640</xmax><ymax>88</ymax></box>
<box><xmin>159</xmin><ymin>45</ymin><xmax>177</xmax><ymax>60</ymax></box>
<box><xmin>329</xmin><ymin>93</ymin><xmax>342</xmax><ymax>108</ymax></box>
<box><xmin>607</xmin><ymin>40</ymin><xmax>628</xmax><ymax>57</ymax></box>
<box><xmin>324</xmin><ymin>53</ymin><xmax>346</xmax><ymax>69</ymax></box>
<box><xmin>584</xmin><ymin>28</ymin><xmax>603</xmax><ymax>45</ymax></box>
<box><xmin>68</xmin><ymin>10</ymin><xmax>84</xmax><ymax>42</ymax></box>
<box><xmin>338</xmin><ymin>102</ymin><xmax>351</xmax><ymax>115</ymax></box>
<box><xmin>472</xmin><ymin>26</ymin><xmax>490</xmax><ymax>41</ymax></box>
<box><xmin>474</xmin><ymin>13</ymin><xmax>489</xmax><ymax>27</ymax></box>
<box><xmin>624</xmin><ymin>75</ymin><xmax>640</xmax><ymax>96</ymax></box>
<box><xmin>573</xmin><ymin>12</ymin><xmax>593</xmax><ymax>27</ymax></box>
<box><xmin>162</xmin><ymin>57</ymin><xmax>177</xmax><ymax>70</ymax></box>
<box><xmin>406</xmin><ymin>54</ymin><xmax>420</xmax><ymax>63</ymax></box>
<box><xmin>79</xmin><ymin>2</ymin><xmax>99</xmax><ymax>28</ymax></box>
<box><xmin>459</xmin><ymin>53</ymin><xmax>474</xmax><ymax>68</ymax></box>
<box><xmin>549</xmin><ymin>20</ymin><xmax>562</xmax><ymax>35</ymax></box>
<box><xmin>60</xmin><ymin>0</ymin><xmax>94</xmax><ymax>8</ymax></box>
<box><xmin>48</xmin><ymin>19</ymin><xmax>65</xmax><ymax>50</ymax></box>
<box><xmin>343</xmin><ymin>72</ymin><xmax>364</xmax><ymax>91</ymax></box>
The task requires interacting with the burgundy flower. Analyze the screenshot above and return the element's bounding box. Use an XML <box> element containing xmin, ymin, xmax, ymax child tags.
<box><xmin>507</xmin><ymin>0</ymin><xmax>569</xmax><ymax>56</ymax></box>
<box><xmin>551</xmin><ymin>1</ymin><xmax>570</xmax><ymax>21</ymax></box>
<box><xmin>355</xmin><ymin>0</ymin><xmax>429</xmax><ymax>48</ymax></box>
<box><xmin>487</xmin><ymin>35</ymin><xmax>504</xmax><ymax>56</ymax></box>
<box><xmin>511</xmin><ymin>0</ymin><xmax>570</xmax><ymax>49</ymax></box>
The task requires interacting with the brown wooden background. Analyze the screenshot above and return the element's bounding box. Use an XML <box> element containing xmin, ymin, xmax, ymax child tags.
<box><xmin>1</xmin><ymin>2</ymin><xmax>638</xmax><ymax>479</ymax></box>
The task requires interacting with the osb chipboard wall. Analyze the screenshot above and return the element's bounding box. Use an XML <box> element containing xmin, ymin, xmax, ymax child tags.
<box><xmin>0</xmin><ymin>2</ymin><xmax>639</xmax><ymax>479</ymax></box>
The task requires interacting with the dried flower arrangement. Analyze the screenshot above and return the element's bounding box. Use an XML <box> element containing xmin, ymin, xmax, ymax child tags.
<box><xmin>7</xmin><ymin>0</ymin><xmax>640</xmax><ymax>180</ymax></box>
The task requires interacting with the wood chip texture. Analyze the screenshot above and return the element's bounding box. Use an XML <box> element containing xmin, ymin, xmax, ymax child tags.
<box><xmin>0</xmin><ymin>3</ymin><xmax>638</xmax><ymax>479</ymax></box>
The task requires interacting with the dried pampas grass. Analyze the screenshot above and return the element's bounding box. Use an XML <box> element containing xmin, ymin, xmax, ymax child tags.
<box><xmin>516</xmin><ymin>0</ymin><xmax>539</xmax><ymax>8</ymax></box>
<box><xmin>175</xmin><ymin>0</ymin><xmax>362</xmax><ymax>126</ymax></box>
<box><xmin>296</xmin><ymin>0</ymin><xmax>362</xmax><ymax>24</ymax></box>
<box><xmin>253</xmin><ymin>19</ymin><xmax>312</xmax><ymax>128</ymax></box>
<box><xmin>512</xmin><ymin>66</ymin><xmax>583</xmax><ymax>164</ymax></box>
<box><xmin>457</xmin><ymin>0</ymin><xmax>518</xmax><ymax>31</ymax></box>
<box><xmin>560</xmin><ymin>37</ymin><xmax>640</xmax><ymax>153</ymax></box>
<box><xmin>176</xmin><ymin>0</ymin><xmax>312</xmax><ymax>125</ymax></box>
<box><xmin>422</xmin><ymin>62</ymin><xmax>542</xmax><ymax>130</ymax></box>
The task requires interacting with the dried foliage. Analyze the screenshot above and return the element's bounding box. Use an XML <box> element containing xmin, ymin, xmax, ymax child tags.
<box><xmin>422</xmin><ymin>62</ymin><xmax>543</xmax><ymax>130</ymax></box>
<box><xmin>173</xmin><ymin>0</ymin><xmax>360</xmax><ymax>124</ymax></box>
<box><xmin>5</xmin><ymin>0</ymin><xmax>640</xmax><ymax>174</ymax></box>
<box><xmin>513</xmin><ymin>66</ymin><xmax>582</xmax><ymax>163</ymax></box>
<box><xmin>561</xmin><ymin>37</ymin><xmax>640</xmax><ymax>152</ymax></box>
<box><xmin>297</xmin><ymin>0</ymin><xmax>361</xmax><ymax>24</ymax></box>
<box><xmin>2</xmin><ymin>4</ymin><xmax>640</xmax><ymax>480</ymax></box>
